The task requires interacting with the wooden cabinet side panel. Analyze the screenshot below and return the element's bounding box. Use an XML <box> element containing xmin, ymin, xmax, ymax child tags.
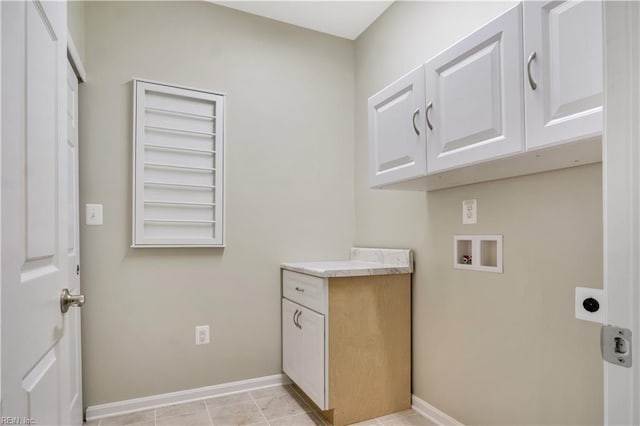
<box><xmin>328</xmin><ymin>274</ymin><xmax>411</xmax><ymax>426</ymax></box>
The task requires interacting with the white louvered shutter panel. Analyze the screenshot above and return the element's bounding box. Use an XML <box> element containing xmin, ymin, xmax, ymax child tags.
<box><xmin>133</xmin><ymin>80</ymin><xmax>224</xmax><ymax>247</ymax></box>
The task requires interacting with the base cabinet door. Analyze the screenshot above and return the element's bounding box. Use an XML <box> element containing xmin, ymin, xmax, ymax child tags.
<box><xmin>368</xmin><ymin>66</ymin><xmax>427</xmax><ymax>187</ymax></box>
<box><xmin>282</xmin><ymin>299</ymin><xmax>301</xmax><ymax>387</ymax></box>
<box><xmin>282</xmin><ymin>299</ymin><xmax>326</xmax><ymax>409</ymax></box>
<box><xmin>296</xmin><ymin>304</ymin><xmax>325</xmax><ymax>409</ymax></box>
<box><xmin>424</xmin><ymin>4</ymin><xmax>524</xmax><ymax>173</ymax></box>
<box><xmin>523</xmin><ymin>0</ymin><xmax>603</xmax><ymax>150</ymax></box>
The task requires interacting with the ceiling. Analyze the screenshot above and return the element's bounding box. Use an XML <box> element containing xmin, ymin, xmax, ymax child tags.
<box><xmin>209</xmin><ymin>1</ymin><xmax>394</xmax><ymax>40</ymax></box>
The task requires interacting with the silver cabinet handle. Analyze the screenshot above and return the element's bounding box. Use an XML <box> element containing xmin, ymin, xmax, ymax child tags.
<box><xmin>412</xmin><ymin>108</ymin><xmax>420</xmax><ymax>135</ymax></box>
<box><xmin>295</xmin><ymin>310</ymin><xmax>302</xmax><ymax>329</ymax></box>
<box><xmin>295</xmin><ymin>286</ymin><xmax>304</xmax><ymax>292</ymax></box>
<box><xmin>425</xmin><ymin>102</ymin><xmax>433</xmax><ymax>131</ymax></box>
<box><xmin>60</xmin><ymin>288</ymin><xmax>85</xmax><ymax>313</ymax></box>
<box><xmin>293</xmin><ymin>309</ymin><xmax>299</xmax><ymax>327</ymax></box>
<box><xmin>527</xmin><ymin>51</ymin><xmax>537</xmax><ymax>90</ymax></box>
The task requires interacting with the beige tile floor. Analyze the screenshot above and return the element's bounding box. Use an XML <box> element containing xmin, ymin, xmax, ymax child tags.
<box><xmin>85</xmin><ymin>385</ymin><xmax>434</xmax><ymax>426</ymax></box>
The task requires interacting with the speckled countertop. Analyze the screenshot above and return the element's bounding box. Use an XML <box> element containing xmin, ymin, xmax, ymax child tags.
<box><xmin>280</xmin><ymin>247</ymin><xmax>413</xmax><ymax>278</ymax></box>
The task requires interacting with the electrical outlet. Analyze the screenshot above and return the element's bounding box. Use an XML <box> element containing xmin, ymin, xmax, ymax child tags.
<box><xmin>462</xmin><ymin>199</ymin><xmax>477</xmax><ymax>224</ymax></box>
<box><xmin>195</xmin><ymin>325</ymin><xmax>210</xmax><ymax>345</ymax></box>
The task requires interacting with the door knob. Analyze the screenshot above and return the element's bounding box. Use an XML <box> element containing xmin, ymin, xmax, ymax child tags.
<box><xmin>60</xmin><ymin>288</ymin><xmax>85</xmax><ymax>313</ymax></box>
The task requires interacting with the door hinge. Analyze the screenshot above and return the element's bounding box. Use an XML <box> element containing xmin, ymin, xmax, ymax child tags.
<box><xmin>601</xmin><ymin>325</ymin><xmax>632</xmax><ymax>368</ymax></box>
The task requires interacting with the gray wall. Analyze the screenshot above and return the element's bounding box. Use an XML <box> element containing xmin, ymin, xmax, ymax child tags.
<box><xmin>79</xmin><ymin>1</ymin><xmax>354</xmax><ymax>406</ymax></box>
<box><xmin>354</xmin><ymin>2</ymin><xmax>603</xmax><ymax>424</ymax></box>
<box><xmin>67</xmin><ymin>0</ymin><xmax>85</xmax><ymax>63</ymax></box>
<box><xmin>78</xmin><ymin>1</ymin><xmax>604</xmax><ymax>423</ymax></box>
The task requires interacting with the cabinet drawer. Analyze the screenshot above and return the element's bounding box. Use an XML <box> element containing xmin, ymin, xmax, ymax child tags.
<box><xmin>282</xmin><ymin>270</ymin><xmax>325</xmax><ymax>314</ymax></box>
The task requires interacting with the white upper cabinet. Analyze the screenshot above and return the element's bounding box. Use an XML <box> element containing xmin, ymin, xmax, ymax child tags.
<box><xmin>368</xmin><ymin>67</ymin><xmax>427</xmax><ymax>187</ymax></box>
<box><xmin>424</xmin><ymin>4</ymin><xmax>524</xmax><ymax>174</ymax></box>
<box><xmin>366</xmin><ymin>1</ymin><xmax>603</xmax><ymax>190</ymax></box>
<box><xmin>523</xmin><ymin>0</ymin><xmax>603</xmax><ymax>150</ymax></box>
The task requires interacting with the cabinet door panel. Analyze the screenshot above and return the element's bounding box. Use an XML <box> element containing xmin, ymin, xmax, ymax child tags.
<box><xmin>425</xmin><ymin>4</ymin><xmax>524</xmax><ymax>173</ymax></box>
<box><xmin>282</xmin><ymin>299</ymin><xmax>301</xmax><ymax>386</ymax></box>
<box><xmin>368</xmin><ymin>67</ymin><xmax>426</xmax><ymax>187</ymax></box>
<box><xmin>438</xmin><ymin>37</ymin><xmax>502</xmax><ymax>149</ymax></box>
<box><xmin>524</xmin><ymin>0</ymin><xmax>603</xmax><ymax>149</ymax></box>
<box><xmin>297</xmin><ymin>304</ymin><xmax>325</xmax><ymax>409</ymax></box>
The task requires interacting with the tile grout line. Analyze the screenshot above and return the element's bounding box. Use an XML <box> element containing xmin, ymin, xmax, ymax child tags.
<box><xmin>203</xmin><ymin>400</ymin><xmax>215</xmax><ymax>426</ymax></box>
<box><xmin>248</xmin><ymin>390</ymin><xmax>271</xmax><ymax>426</ymax></box>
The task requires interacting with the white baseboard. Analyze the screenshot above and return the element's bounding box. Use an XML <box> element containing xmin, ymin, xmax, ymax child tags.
<box><xmin>85</xmin><ymin>373</ymin><xmax>291</xmax><ymax>421</ymax></box>
<box><xmin>86</xmin><ymin>376</ymin><xmax>461</xmax><ymax>425</ymax></box>
<box><xmin>411</xmin><ymin>394</ymin><xmax>464</xmax><ymax>426</ymax></box>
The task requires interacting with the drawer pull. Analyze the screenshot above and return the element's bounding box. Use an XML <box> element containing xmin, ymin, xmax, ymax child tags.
<box><xmin>295</xmin><ymin>287</ymin><xmax>305</xmax><ymax>292</ymax></box>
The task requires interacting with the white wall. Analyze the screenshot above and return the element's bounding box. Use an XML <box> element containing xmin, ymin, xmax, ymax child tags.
<box><xmin>354</xmin><ymin>2</ymin><xmax>603</xmax><ymax>424</ymax></box>
<box><xmin>80</xmin><ymin>1</ymin><xmax>354</xmax><ymax>406</ymax></box>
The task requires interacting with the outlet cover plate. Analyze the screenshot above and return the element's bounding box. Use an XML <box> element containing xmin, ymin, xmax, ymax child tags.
<box><xmin>86</xmin><ymin>204</ymin><xmax>103</xmax><ymax>226</ymax></box>
<box><xmin>462</xmin><ymin>199</ymin><xmax>477</xmax><ymax>224</ymax></box>
<box><xmin>195</xmin><ymin>325</ymin><xmax>210</xmax><ymax>345</ymax></box>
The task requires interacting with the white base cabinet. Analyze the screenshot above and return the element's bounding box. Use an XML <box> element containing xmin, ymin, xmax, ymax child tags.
<box><xmin>281</xmin><ymin>270</ymin><xmax>411</xmax><ymax>426</ymax></box>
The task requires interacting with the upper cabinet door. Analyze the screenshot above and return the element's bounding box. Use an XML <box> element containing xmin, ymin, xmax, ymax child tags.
<box><xmin>425</xmin><ymin>4</ymin><xmax>524</xmax><ymax>174</ymax></box>
<box><xmin>368</xmin><ymin>66</ymin><xmax>427</xmax><ymax>187</ymax></box>
<box><xmin>523</xmin><ymin>0</ymin><xmax>603</xmax><ymax>150</ymax></box>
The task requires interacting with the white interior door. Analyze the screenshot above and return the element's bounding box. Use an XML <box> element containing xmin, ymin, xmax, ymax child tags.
<box><xmin>62</xmin><ymin>60</ymin><xmax>83</xmax><ymax>425</ymax></box>
<box><xmin>1</xmin><ymin>1</ymin><xmax>81</xmax><ymax>423</ymax></box>
<box><xmin>603</xmin><ymin>2</ymin><xmax>639</xmax><ymax>425</ymax></box>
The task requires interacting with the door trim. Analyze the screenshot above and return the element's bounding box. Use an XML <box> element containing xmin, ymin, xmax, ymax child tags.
<box><xmin>603</xmin><ymin>1</ymin><xmax>640</xmax><ymax>424</ymax></box>
<box><xmin>67</xmin><ymin>30</ymin><xmax>85</xmax><ymax>82</ymax></box>
<box><xmin>0</xmin><ymin>0</ymin><xmax>3</xmax><ymax>406</ymax></box>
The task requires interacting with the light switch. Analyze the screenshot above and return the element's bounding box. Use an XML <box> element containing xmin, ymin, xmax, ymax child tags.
<box><xmin>86</xmin><ymin>204</ymin><xmax>103</xmax><ymax>225</ymax></box>
<box><xmin>462</xmin><ymin>199</ymin><xmax>477</xmax><ymax>224</ymax></box>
